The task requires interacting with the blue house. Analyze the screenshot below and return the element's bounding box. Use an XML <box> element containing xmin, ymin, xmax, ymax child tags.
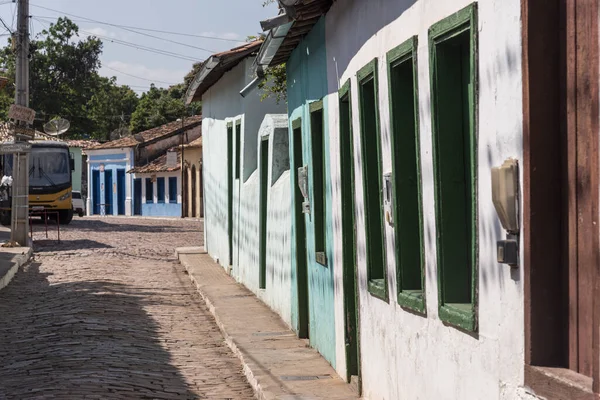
<box><xmin>128</xmin><ymin>148</ymin><xmax>182</xmax><ymax>217</ymax></box>
<box><xmin>85</xmin><ymin>116</ymin><xmax>202</xmax><ymax>216</ymax></box>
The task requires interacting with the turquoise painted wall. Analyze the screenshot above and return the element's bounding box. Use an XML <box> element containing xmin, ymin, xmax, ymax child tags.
<box><xmin>287</xmin><ymin>17</ymin><xmax>336</xmax><ymax>367</ymax></box>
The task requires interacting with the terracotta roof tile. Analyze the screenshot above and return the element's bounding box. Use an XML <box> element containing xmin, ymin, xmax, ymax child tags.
<box><xmin>65</xmin><ymin>139</ymin><xmax>99</xmax><ymax>148</ymax></box>
<box><xmin>87</xmin><ymin>115</ymin><xmax>202</xmax><ymax>150</ymax></box>
<box><xmin>128</xmin><ymin>147</ymin><xmax>181</xmax><ymax>174</ymax></box>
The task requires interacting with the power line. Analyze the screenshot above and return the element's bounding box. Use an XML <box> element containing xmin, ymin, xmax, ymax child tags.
<box><xmin>31</xmin><ymin>9</ymin><xmax>244</xmax><ymax>43</ymax></box>
<box><xmin>101</xmin><ymin>64</ymin><xmax>177</xmax><ymax>86</ymax></box>
<box><xmin>34</xmin><ymin>14</ymin><xmax>217</xmax><ymax>55</ymax></box>
<box><xmin>30</xmin><ymin>5</ymin><xmax>221</xmax><ymax>54</ymax></box>
<box><xmin>33</xmin><ymin>17</ymin><xmax>202</xmax><ymax>63</ymax></box>
<box><xmin>0</xmin><ymin>15</ymin><xmax>12</xmax><ymax>34</ymax></box>
<box><xmin>30</xmin><ymin>18</ymin><xmax>178</xmax><ymax>89</ymax></box>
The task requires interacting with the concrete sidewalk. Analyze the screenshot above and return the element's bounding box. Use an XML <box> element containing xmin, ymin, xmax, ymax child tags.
<box><xmin>176</xmin><ymin>247</ymin><xmax>360</xmax><ymax>400</ymax></box>
<box><xmin>0</xmin><ymin>226</ymin><xmax>33</xmax><ymax>291</ymax></box>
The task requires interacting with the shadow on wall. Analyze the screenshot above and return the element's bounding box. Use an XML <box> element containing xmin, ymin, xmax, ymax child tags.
<box><xmin>327</xmin><ymin>25</ymin><xmax>521</xmax><ymax>300</ymax></box>
<box><xmin>238</xmin><ymin>178</ymin><xmax>260</xmax><ymax>276</ymax></box>
<box><xmin>0</xmin><ymin>263</ymin><xmax>196</xmax><ymax>397</ymax></box>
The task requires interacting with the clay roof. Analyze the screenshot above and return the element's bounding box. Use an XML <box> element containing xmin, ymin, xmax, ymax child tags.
<box><xmin>185</xmin><ymin>40</ymin><xmax>263</xmax><ymax>104</ymax></box>
<box><xmin>257</xmin><ymin>0</ymin><xmax>333</xmax><ymax>67</ymax></box>
<box><xmin>87</xmin><ymin>115</ymin><xmax>202</xmax><ymax>150</ymax></box>
<box><xmin>65</xmin><ymin>139</ymin><xmax>99</xmax><ymax>149</ymax></box>
<box><xmin>128</xmin><ymin>148</ymin><xmax>181</xmax><ymax>174</ymax></box>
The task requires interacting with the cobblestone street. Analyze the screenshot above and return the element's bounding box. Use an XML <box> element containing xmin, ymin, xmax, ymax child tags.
<box><xmin>0</xmin><ymin>217</ymin><xmax>255</xmax><ymax>399</ymax></box>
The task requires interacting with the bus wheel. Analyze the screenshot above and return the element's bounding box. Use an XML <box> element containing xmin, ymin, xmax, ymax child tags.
<box><xmin>0</xmin><ymin>212</ymin><xmax>10</xmax><ymax>226</ymax></box>
<box><xmin>58</xmin><ymin>209</ymin><xmax>73</xmax><ymax>225</ymax></box>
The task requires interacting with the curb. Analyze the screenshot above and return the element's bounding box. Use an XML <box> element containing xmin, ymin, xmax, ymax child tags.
<box><xmin>0</xmin><ymin>247</ymin><xmax>33</xmax><ymax>292</ymax></box>
<box><xmin>177</xmin><ymin>252</ymin><xmax>269</xmax><ymax>400</ymax></box>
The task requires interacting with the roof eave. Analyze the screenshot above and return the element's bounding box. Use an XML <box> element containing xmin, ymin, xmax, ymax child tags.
<box><xmin>256</xmin><ymin>21</ymin><xmax>294</xmax><ymax>68</ymax></box>
<box><xmin>184</xmin><ymin>56</ymin><xmax>221</xmax><ymax>105</ymax></box>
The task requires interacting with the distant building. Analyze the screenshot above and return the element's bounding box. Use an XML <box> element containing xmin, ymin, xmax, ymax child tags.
<box><xmin>182</xmin><ymin>137</ymin><xmax>202</xmax><ymax>218</ymax></box>
<box><xmin>84</xmin><ymin>116</ymin><xmax>201</xmax><ymax>216</ymax></box>
<box><xmin>128</xmin><ymin>148</ymin><xmax>183</xmax><ymax>217</ymax></box>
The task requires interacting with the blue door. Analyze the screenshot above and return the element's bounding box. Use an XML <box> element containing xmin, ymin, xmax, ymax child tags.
<box><xmin>92</xmin><ymin>169</ymin><xmax>100</xmax><ymax>215</ymax></box>
<box><xmin>105</xmin><ymin>170</ymin><xmax>113</xmax><ymax>216</ymax></box>
<box><xmin>117</xmin><ymin>169</ymin><xmax>126</xmax><ymax>215</ymax></box>
<box><xmin>133</xmin><ymin>178</ymin><xmax>142</xmax><ymax>216</ymax></box>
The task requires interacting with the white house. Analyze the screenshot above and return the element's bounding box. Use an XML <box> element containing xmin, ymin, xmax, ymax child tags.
<box><xmin>184</xmin><ymin>41</ymin><xmax>292</xmax><ymax>325</ymax></box>
<box><xmin>253</xmin><ymin>0</ymin><xmax>600</xmax><ymax>399</ymax></box>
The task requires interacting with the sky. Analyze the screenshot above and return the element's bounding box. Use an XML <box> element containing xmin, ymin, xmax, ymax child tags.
<box><xmin>0</xmin><ymin>0</ymin><xmax>279</xmax><ymax>94</ymax></box>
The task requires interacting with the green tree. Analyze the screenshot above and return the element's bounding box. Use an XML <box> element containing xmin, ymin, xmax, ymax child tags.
<box><xmin>28</xmin><ymin>17</ymin><xmax>103</xmax><ymax>135</ymax></box>
<box><xmin>87</xmin><ymin>77</ymin><xmax>139</xmax><ymax>140</ymax></box>
<box><xmin>129</xmin><ymin>85</ymin><xmax>187</xmax><ymax>133</ymax></box>
<box><xmin>0</xmin><ymin>17</ymin><xmax>139</xmax><ymax>139</ymax></box>
<box><xmin>258</xmin><ymin>63</ymin><xmax>287</xmax><ymax>104</ymax></box>
<box><xmin>131</xmin><ymin>61</ymin><xmax>203</xmax><ymax>133</ymax></box>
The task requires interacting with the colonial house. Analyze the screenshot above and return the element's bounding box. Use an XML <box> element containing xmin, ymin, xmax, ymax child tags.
<box><xmin>184</xmin><ymin>41</ymin><xmax>292</xmax><ymax>324</ymax></box>
<box><xmin>182</xmin><ymin>137</ymin><xmax>202</xmax><ymax>218</ymax></box>
<box><xmin>249</xmin><ymin>0</ymin><xmax>599</xmax><ymax>399</ymax></box>
<box><xmin>128</xmin><ymin>148</ymin><xmax>183</xmax><ymax>217</ymax></box>
<box><xmin>84</xmin><ymin>116</ymin><xmax>201</xmax><ymax>217</ymax></box>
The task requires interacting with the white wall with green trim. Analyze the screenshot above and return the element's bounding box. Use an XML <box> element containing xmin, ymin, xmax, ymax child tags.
<box><xmin>322</xmin><ymin>0</ymin><xmax>529</xmax><ymax>399</ymax></box>
<box><xmin>200</xmin><ymin>57</ymin><xmax>291</xmax><ymax>326</ymax></box>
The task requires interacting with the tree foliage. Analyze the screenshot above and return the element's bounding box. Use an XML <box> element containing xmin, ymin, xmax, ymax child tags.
<box><xmin>0</xmin><ymin>17</ymin><xmax>201</xmax><ymax>140</ymax></box>
<box><xmin>129</xmin><ymin>85</ymin><xmax>184</xmax><ymax>133</ymax></box>
<box><xmin>258</xmin><ymin>64</ymin><xmax>287</xmax><ymax>104</ymax></box>
<box><xmin>88</xmin><ymin>76</ymin><xmax>139</xmax><ymax>140</ymax></box>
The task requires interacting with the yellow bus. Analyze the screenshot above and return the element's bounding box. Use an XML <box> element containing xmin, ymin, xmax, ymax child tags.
<box><xmin>0</xmin><ymin>140</ymin><xmax>74</xmax><ymax>225</ymax></box>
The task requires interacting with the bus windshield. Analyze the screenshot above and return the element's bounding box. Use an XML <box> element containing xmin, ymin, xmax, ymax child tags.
<box><xmin>4</xmin><ymin>148</ymin><xmax>70</xmax><ymax>187</ymax></box>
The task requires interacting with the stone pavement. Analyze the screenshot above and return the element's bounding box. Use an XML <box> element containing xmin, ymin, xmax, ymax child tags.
<box><xmin>176</xmin><ymin>248</ymin><xmax>360</xmax><ymax>400</ymax></box>
<box><xmin>0</xmin><ymin>217</ymin><xmax>255</xmax><ymax>399</ymax></box>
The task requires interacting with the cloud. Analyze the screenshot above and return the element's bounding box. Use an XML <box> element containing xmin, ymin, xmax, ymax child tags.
<box><xmin>100</xmin><ymin>61</ymin><xmax>187</xmax><ymax>91</ymax></box>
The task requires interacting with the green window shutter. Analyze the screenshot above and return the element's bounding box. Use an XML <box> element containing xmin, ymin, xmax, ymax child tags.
<box><xmin>357</xmin><ymin>58</ymin><xmax>388</xmax><ymax>301</ymax></box>
<box><xmin>429</xmin><ymin>3</ymin><xmax>479</xmax><ymax>332</ymax></box>
<box><xmin>387</xmin><ymin>36</ymin><xmax>426</xmax><ymax>314</ymax></box>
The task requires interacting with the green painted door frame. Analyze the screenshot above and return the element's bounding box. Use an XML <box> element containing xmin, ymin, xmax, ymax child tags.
<box><xmin>227</xmin><ymin>124</ymin><xmax>234</xmax><ymax>266</ymax></box>
<box><xmin>292</xmin><ymin>119</ymin><xmax>309</xmax><ymax>338</ymax></box>
<box><xmin>339</xmin><ymin>80</ymin><xmax>361</xmax><ymax>388</ymax></box>
<box><xmin>259</xmin><ymin>136</ymin><xmax>269</xmax><ymax>289</ymax></box>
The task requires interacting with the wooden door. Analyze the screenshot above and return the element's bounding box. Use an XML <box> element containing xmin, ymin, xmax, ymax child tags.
<box><xmin>523</xmin><ymin>0</ymin><xmax>599</xmax><ymax>395</ymax></box>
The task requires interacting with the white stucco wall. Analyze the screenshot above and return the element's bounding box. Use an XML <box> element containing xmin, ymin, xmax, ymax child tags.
<box><xmin>232</xmin><ymin>115</ymin><xmax>292</xmax><ymax>327</ymax></box>
<box><xmin>201</xmin><ymin>59</ymin><xmax>290</xmax><ymax>325</ymax></box>
<box><xmin>323</xmin><ymin>0</ymin><xmax>528</xmax><ymax>399</ymax></box>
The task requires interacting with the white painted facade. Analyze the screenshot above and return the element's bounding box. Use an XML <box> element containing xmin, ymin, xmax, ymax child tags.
<box><xmin>201</xmin><ymin>57</ymin><xmax>291</xmax><ymax>325</ymax></box>
<box><xmin>320</xmin><ymin>0</ymin><xmax>530</xmax><ymax>399</ymax></box>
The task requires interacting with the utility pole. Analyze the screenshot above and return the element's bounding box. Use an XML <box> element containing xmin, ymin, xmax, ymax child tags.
<box><xmin>11</xmin><ymin>0</ymin><xmax>30</xmax><ymax>245</ymax></box>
